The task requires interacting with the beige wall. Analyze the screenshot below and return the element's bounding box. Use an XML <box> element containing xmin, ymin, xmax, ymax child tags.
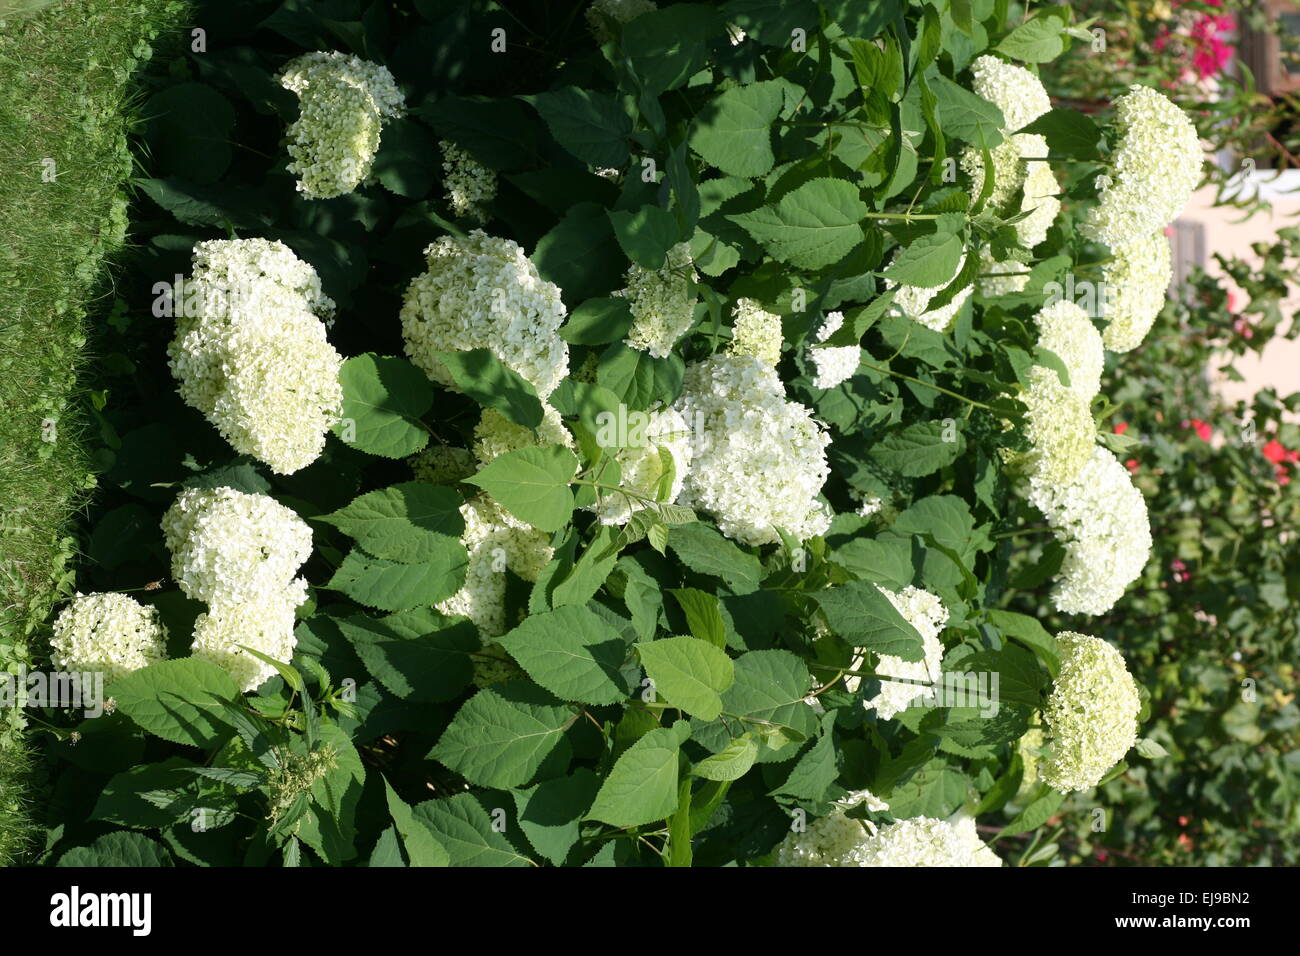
<box><xmin>1183</xmin><ymin>179</ymin><xmax>1300</xmax><ymax>414</ymax></box>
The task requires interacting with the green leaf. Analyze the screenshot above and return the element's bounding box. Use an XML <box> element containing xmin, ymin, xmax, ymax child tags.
<box><xmin>730</xmin><ymin>178</ymin><xmax>868</xmax><ymax>270</ymax></box>
<box><xmin>294</xmin><ymin>721</ymin><xmax>367</xmax><ymax>864</ymax></box>
<box><xmin>587</xmin><ymin>722</ymin><xmax>691</xmax><ymax>827</ymax></box>
<box><xmin>1019</xmin><ymin>108</ymin><xmax>1103</xmax><ymax>161</ymax></box>
<box><xmin>638</xmin><ymin>636</ymin><xmax>735</xmax><ymax>720</ymax></box>
<box><xmin>335</xmin><ymin>609</ymin><xmax>478</xmax><ymax>701</ymax></box>
<box><xmin>138</xmin><ymin>177</ymin><xmax>274</xmax><ymax>229</ymax></box>
<box><xmin>333</xmin><ymin>353</ymin><xmax>435</xmax><ymax>459</ymax></box>
<box><xmin>466</xmin><ymin>445</ymin><xmax>579</xmax><ymax>532</ymax></box>
<box><xmin>236</xmin><ymin>644</ymin><xmax>302</xmax><ymax>692</ymax></box>
<box><xmin>412</xmin><ymin>793</ymin><xmax>532</xmax><ymax>866</ymax></box>
<box><xmin>832</xmin><ymin>537</ymin><xmax>914</xmax><ymax>590</ymax></box>
<box><xmin>771</xmin><ymin>711</ymin><xmax>839</xmax><ymax>801</ymax></box>
<box><xmin>93</xmin><ymin>758</ymin><xmax>199</xmax><ymax>829</ymax></box>
<box><xmin>869</xmin><ymin>421</ymin><xmax>965</xmax><ymax>476</ymax></box>
<box><xmin>622</xmin><ymin>4</ymin><xmax>721</xmax><ymax>93</ymax></box>
<box><xmin>559</xmin><ymin>297</ymin><xmax>636</xmax><ymax>345</ymax></box>
<box><xmin>320</xmin><ymin>482</ymin><xmax>465</xmax><ymax>563</ymax></box>
<box><xmin>528</xmin><ymin>87</ymin><xmax>632</xmax><ymax>169</ymax></box>
<box><xmin>58</xmin><ymin>831</ymin><xmax>172</xmax><ymax>867</ymax></box>
<box><xmin>533</xmin><ymin>201</ymin><xmax>627</xmax><ymax>305</ymax></box>
<box><xmin>927</xmin><ymin>73</ymin><xmax>1006</xmax><ymax>146</ymax></box>
<box><xmin>511</xmin><ymin>768</ymin><xmax>600</xmax><ymax>865</ymax></box>
<box><xmin>111</xmin><ymin>658</ymin><xmax>239</xmax><ymax>748</ymax></box>
<box><xmin>688</xmin><ymin>80</ymin><xmax>786</xmax><ymax>178</ymax></box>
<box><xmin>997</xmin><ymin>8</ymin><xmax>1071</xmax><ymax>63</ymax></box>
<box><xmin>373</xmin><ymin>116</ymin><xmax>439</xmax><ymax>198</ymax></box>
<box><xmin>692</xmin><ymin>734</ymin><xmax>758</xmax><ymax>781</ymax></box>
<box><xmin>435</xmin><ymin>349</ymin><xmax>544</xmax><ymax>429</ymax></box>
<box><xmin>669</xmin><ymin>588</ymin><xmax>727</xmax><ymax>649</ymax></box>
<box><xmin>597</xmin><ymin>343</ymin><xmax>685</xmax><ymax>410</ymax></box>
<box><xmin>667</xmin><ymin>522</ymin><xmax>763</xmax><ymax>594</ymax></box>
<box><xmin>691</xmin><ymin>650</ymin><xmax>816</xmax><ymax>764</ymax></box>
<box><xmin>1001</xmin><ymin>788</ymin><xmax>1064</xmax><ymax>835</ymax></box>
<box><xmin>144</xmin><ymin>83</ymin><xmax>236</xmax><ymax>185</ymax></box>
<box><xmin>883</xmin><ymin>230</ymin><xmax>963</xmax><ymax>287</ymax></box>
<box><xmin>326</xmin><ymin>544</ymin><xmax>468</xmax><ymax>612</ymax></box>
<box><xmin>497</xmin><ymin>604</ymin><xmax>633</xmax><ymax>705</ymax></box>
<box><xmin>811</xmin><ymin>580</ymin><xmax>926</xmax><ymax>660</ymax></box>
<box><xmin>985</xmin><ymin>609</ymin><xmax>1061</xmax><ymax>678</ymax></box>
<box><xmin>608</xmin><ymin>204</ymin><xmax>681</xmax><ymax>270</ymax></box>
<box><xmin>430</xmin><ymin>682</ymin><xmax>574</xmax><ymax>789</ymax></box>
<box><xmin>383</xmin><ymin>779</ymin><xmax>450</xmax><ymax>867</ymax></box>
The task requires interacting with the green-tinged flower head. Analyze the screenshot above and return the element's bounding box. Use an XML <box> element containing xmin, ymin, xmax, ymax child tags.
<box><xmin>278</xmin><ymin>52</ymin><xmax>404</xmax><ymax>199</ymax></box>
<box><xmin>439</xmin><ymin>140</ymin><xmax>497</xmax><ymax>221</ymax></box>
<box><xmin>728</xmin><ymin>297</ymin><xmax>783</xmax><ymax>367</ymax></box>
<box><xmin>1021</xmin><ymin>365</ymin><xmax>1097</xmax><ymax>486</ymax></box>
<box><xmin>401</xmin><ymin>231</ymin><xmax>569</xmax><ymax>399</ymax></box>
<box><xmin>1081</xmin><ymin>85</ymin><xmax>1202</xmax><ymax>248</ymax></box>
<box><xmin>50</xmin><ymin>593</ymin><xmax>167</xmax><ymax>686</ymax></box>
<box><xmin>1101</xmin><ymin>230</ymin><xmax>1173</xmax><ymax>353</ymax></box>
<box><xmin>1040</xmin><ymin>632</ymin><xmax>1141</xmax><ymax>793</ymax></box>
<box><xmin>1033</xmin><ymin>299</ymin><xmax>1104</xmax><ymax>400</ymax></box>
<box><xmin>777</xmin><ymin>814</ymin><xmax>1001</xmax><ymax>867</ymax></box>
<box><xmin>617</xmin><ymin>242</ymin><xmax>698</xmax><ymax>359</ymax></box>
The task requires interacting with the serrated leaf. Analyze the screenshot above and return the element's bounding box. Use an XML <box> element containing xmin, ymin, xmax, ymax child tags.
<box><xmin>730</xmin><ymin>178</ymin><xmax>868</xmax><ymax>270</ymax></box>
<box><xmin>435</xmin><ymin>349</ymin><xmax>544</xmax><ymax>429</ymax></box>
<box><xmin>688</xmin><ymin>80</ymin><xmax>785</xmax><ymax>177</ymax></box>
<box><xmin>811</xmin><ymin>580</ymin><xmax>926</xmax><ymax>659</ymax></box>
<box><xmin>638</xmin><ymin>636</ymin><xmax>735</xmax><ymax>721</ymax></box>
<box><xmin>429</xmin><ymin>682</ymin><xmax>574</xmax><ymax>788</ymax></box>
<box><xmin>587</xmin><ymin>722</ymin><xmax>690</xmax><ymax>827</ymax></box>
<box><xmin>466</xmin><ymin>445</ymin><xmax>579</xmax><ymax>532</ymax></box>
<box><xmin>320</xmin><ymin>482</ymin><xmax>465</xmax><ymax>563</ymax></box>
<box><xmin>110</xmin><ymin>659</ymin><xmax>239</xmax><ymax>748</ymax></box>
<box><xmin>326</xmin><ymin>544</ymin><xmax>468</xmax><ymax>612</ymax></box>
<box><xmin>334</xmin><ymin>353</ymin><xmax>434</xmax><ymax>459</ymax></box>
<box><xmin>497</xmin><ymin>604</ymin><xmax>633</xmax><ymax>705</ymax></box>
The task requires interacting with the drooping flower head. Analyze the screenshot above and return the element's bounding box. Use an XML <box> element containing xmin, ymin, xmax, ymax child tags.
<box><xmin>401</xmin><ymin>231</ymin><xmax>569</xmax><ymax>398</ymax></box>
<box><xmin>1101</xmin><ymin>231</ymin><xmax>1173</xmax><ymax>353</ymax></box>
<box><xmin>728</xmin><ymin>297</ymin><xmax>783</xmax><ymax>367</ymax></box>
<box><xmin>1021</xmin><ymin>365</ymin><xmax>1097</xmax><ymax>487</ymax></box>
<box><xmin>1028</xmin><ymin>446</ymin><xmax>1153</xmax><ymax>615</ymax></box>
<box><xmin>49</xmin><ymin>593</ymin><xmax>167</xmax><ymax>686</ymax></box>
<box><xmin>278</xmin><ymin>51</ymin><xmax>404</xmax><ymax>199</ymax></box>
<box><xmin>1033</xmin><ymin>299</ymin><xmax>1104</xmax><ymax>400</ymax></box>
<box><xmin>1040</xmin><ymin>632</ymin><xmax>1141</xmax><ymax>792</ymax></box>
<box><xmin>616</xmin><ymin>242</ymin><xmax>698</xmax><ymax>359</ymax></box>
<box><xmin>167</xmin><ymin>239</ymin><xmax>343</xmax><ymax>474</ymax></box>
<box><xmin>1081</xmin><ymin>85</ymin><xmax>1202</xmax><ymax>248</ymax></box>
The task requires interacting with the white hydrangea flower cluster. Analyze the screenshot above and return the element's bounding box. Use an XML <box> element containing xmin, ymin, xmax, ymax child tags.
<box><xmin>472</xmin><ymin>405</ymin><xmax>573</xmax><ymax>466</ymax></box>
<box><xmin>1081</xmin><ymin>85</ymin><xmax>1202</xmax><ymax>249</ymax></box>
<box><xmin>1101</xmin><ymin>230</ymin><xmax>1173</xmax><ymax>353</ymax></box>
<box><xmin>673</xmin><ymin>353</ymin><xmax>831</xmax><ymax>546</ymax></box>
<box><xmin>401</xmin><ymin>230</ymin><xmax>569</xmax><ymax>398</ymax></box>
<box><xmin>960</xmin><ymin>56</ymin><xmax>1051</xmax><ymax>207</ymax></box>
<box><xmin>1021</xmin><ymin>365</ymin><xmax>1097</xmax><ymax>487</ymax></box>
<box><xmin>162</xmin><ymin>487</ymin><xmax>312</xmax><ymax>691</ymax></box>
<box><xmin>49</xmin><ymin>593</ymin><xmax>167</xmax><ymax>686</ymax></box>
<box><xmin>887</xmin><ymin>251</ymin><xmax>972</xmax><ymax>333</ymax></box>
<box><xmin>859</xmin><ymin>585</ymin><xmax>948</xmax><ymax>719</ymax></box>
<box><xmin>162</xmin><ymin>487</ymin><xmax>312</xmax><ymax>605</ymax></box>
<box><xmin>436</xmin><ymin>495</ymin><xmax>553</xmax><ymax>641</ymax></box>
<box><xmin>807</xmin><ymin>311</ymin><xmax>860</xmax><ymax>390</ymax></box>
<box><xmin>588</xmin><ymin>405</ymin><xmax>692</xmax><ymax>526</ymax></box>
<box><xmin>1040</xmin><ymin>631</ymin><xmax>1141</xmax><ymax>792</ymax></box>
<box><xmin>777</xmin><ymin>813</ymin><xmax>1000</xmax><ymax>867</ymax></box>
<box><xmin>278</xmin><ymin>51</ymin><xmax>405</xmax><ymax>200</ymax></box>
<box><xmin>977</xmin><ymin>253</ymin><xmax>1031</xmax><ymax>297</ymax></box>
<box><xmin>728</xmin><ymin>297</ymin><xmax>783</xmax><ymax>367</ymax></box>
<box><xmin>167</xmin><ymin>239</ymin><xmax>343</xmax><ymax>475</ymax></box>
<box><xmin>1017</xmin><ymin>158</ymin><xmax>1062</xmax><ymax>249</ymax></box>
<box><xmin>1028</xmin><ymin>446</ymin><xmax>1153</xmax><ymax>615</ymax></box>
<box><xmin>191</xmin><ymin>596</ymin><xmax>302</xmax><ymax>694</ymax></box>
<box><xmin>439</xmin><ymin>140</ymin><xmax>497</xmax><ymax>221</ymax></box>
<box><xmin>616</xmin><ymin>242</ymin><xmax>697</xmax><ymax>358</ymax></box>
<box><xmin>1033</xmin><ymin>300</ymin><xmax>1104</xmax><ymax>400</ymax></box>
<box><xmin>586</xmin><ymin>0</ymin><xmax>656</xmax><ymax>43</ymax></box>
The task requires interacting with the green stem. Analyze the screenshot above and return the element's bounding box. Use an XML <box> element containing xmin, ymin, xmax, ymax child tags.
<box><xmin>991</xmin><ymin>525</ymin><xmax>1054</xmax><ymax>540</ymax></box>
<box><xmin>860</xmin><ymin>360</ymin><xmax>992</xmax><ymax>409</ymax></box>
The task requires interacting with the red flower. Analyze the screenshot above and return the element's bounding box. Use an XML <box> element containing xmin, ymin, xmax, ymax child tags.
<box><xmin>1184</xmin><ymin>418</ymin><xmax>1211</xmax><ymax>441</ymax></box>
<box><xmin>1113</xmin><ymin>422</ymin><xmax>1128</xmax><ymax>435</ymax></box>
<box><xmin>1262</xmin><ymin>439</ymin><xmax>1287</xmax><ymax>464</ymax></box>
<box><xmin>1125</xmin><ymin>459</ymin><xmax>1139</xmax><ymax>474</ymax></box>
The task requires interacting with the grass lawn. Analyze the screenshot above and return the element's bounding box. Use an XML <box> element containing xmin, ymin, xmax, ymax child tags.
<box><xmin>0</xmin><ymin>0</ymin><xmax>186</xmax><ymax>864</ymax></box>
